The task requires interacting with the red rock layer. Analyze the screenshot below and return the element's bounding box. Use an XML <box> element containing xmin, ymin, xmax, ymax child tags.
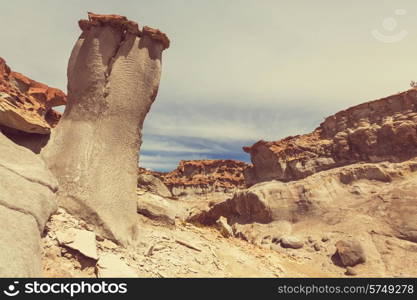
<box><xmin>79</xmin><ymin>12</ymin><xmax>170</xmax><ymax>50</ymax></box>
<box><xmin>244</xmin><ymin>88</ymin><xmax>417</xmax><ymax>185</ymax></box>
<box><xmin>140</xmin><ymin>160</ymin><xmax>250</xmax><ymax>195</ymax></box>
<box><xmin>0</xmin><ymin>57</ymin><xmax>66</xmax><ymax>134</ymax></box>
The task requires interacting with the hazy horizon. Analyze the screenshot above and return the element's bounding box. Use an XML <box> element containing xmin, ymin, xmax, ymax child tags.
<box><xmin>1</xmin><ymin>0</ymin><xmax>416</xmax><ymax>171</ymax></box>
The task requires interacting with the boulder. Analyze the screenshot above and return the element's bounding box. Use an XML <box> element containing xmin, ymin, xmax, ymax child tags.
<box><xmin>335</xmin><ymin>240</ymin><xmax>366</xmax><ymax>267</ymax></box>
<box><xmin>56</xmin><ymin>229</ymin><xmax>98</xmax><ymax>260</ymax></box>
<box><xmin>280</xmin><ymin>236</ymin><xmax>304</xmax><ymax>249</ymax></box>
<box><xmin>216</xmin><ymin>217</ymin><xmax>233</xmax><ymax>238</ymax></box>
<box><xmin>0</xmin><ymin>132</ymin><xmax>57</xmax><ymax>277</ymax></box>
<box><xmin>345</xmin><ymin>267</ymin><xmax>357</xmax><ymax>276</ymax></box>
<box><xmin>137</xmin><ymin>173</ymin><xmax>172</xmax><ymax>198</ymax></box>
<box><xmin>137</xmin><ymin>192</ymin><xmax>185</xmax><ymax>225</ymax></box>
<box><xmin>41</xmin><ymin>13</ymin><xmax>169</xmax><ymax>245</ymax></box>
<box><xmin>96</xmin><ymin>253</ymin><xmax>137</xmax><ymax>278</ymax></box>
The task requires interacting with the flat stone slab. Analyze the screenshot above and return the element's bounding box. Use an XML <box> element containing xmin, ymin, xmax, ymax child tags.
<box><xmin>56</xmin><ymin>228</ymin><xmax>98</xmax><ymax>260</ymax></box>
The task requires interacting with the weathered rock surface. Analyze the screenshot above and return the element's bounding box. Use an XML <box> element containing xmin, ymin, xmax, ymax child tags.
<box><xmin>41</xmin><ymin>195</ymin><xmax>417</xmax><ymax>278</ymax></box>
<box><xmin>0</xmin><ymin>205</ymin><xmax>43</xmax><ymax>277</ymax></box>
<box><xmin>189</xmin><ymin>159</ymin><xmax>417</xmax><ymax>244</ymax></box>
<box><xmin>56</xmin><ymin>229</ymin><xmax>98</xmax><ymax>260</ymax></box>
<box><xmin>334</xmin><ymin>240</ymin><xmax>366</xmax><ymax>267</ymax></box>
<box><xmin>280</xmin><ymin>236</ymin><xmax>304</xmax><ymax>249</ymax></box>
<box><xmin>41</xmin><ymin>13</ymin><xmax>169</xmax><ymax>245</ymax></box>
<box><xmin>137</xmin><ymin>191</ymin><xmax>186</xmax><ymax>225</ymax></box>
<box><xmin>138</xmin><ymin>169</ymin><xmax>172</xmax><ymax>198</ymax></box>
<box><xmin>0</xmin><ymin>132</ymin><xmax>57</xmax><ymax>277</ymax></box>
<box><xmin>0</xmin><ymin>57</ymin><xmax>66</xmax><ymax>134</ymax></box>
<box><xmin>216</xmin><ymin>217</ymin><xmax>233</xmax><ymax>238</ymax></box>
<box><xmin>160</xmin><ymin>160</ymin><xmax>249</xmax><ymax>197</ymax></box>
<box><xmin>244</xmin><ymin>89</ymin><xmax>417</xmax><ymax>185</ymax></box>
<box><xmin>96</xmin><ymin>253</ymin><xmax>137</xmax><ymax>278</ymax></box>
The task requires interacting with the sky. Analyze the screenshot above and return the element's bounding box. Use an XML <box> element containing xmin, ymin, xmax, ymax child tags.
<box><xmin>1</xmin><ymin>0</ymin><xmax>416</xmax><ymax>171</ymax></box>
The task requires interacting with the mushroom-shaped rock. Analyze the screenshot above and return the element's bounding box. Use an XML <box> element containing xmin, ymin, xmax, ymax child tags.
<box><xmin>42</xmin><ymin>13</ymin><xmax>170</xmax><ymax>245</ymax></box>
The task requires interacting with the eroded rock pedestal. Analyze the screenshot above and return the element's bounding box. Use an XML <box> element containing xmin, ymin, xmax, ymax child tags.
<box><xmin>42</xmin><ymin>13</ymin><xmax>169</xmax><ymax>245</ymax></box>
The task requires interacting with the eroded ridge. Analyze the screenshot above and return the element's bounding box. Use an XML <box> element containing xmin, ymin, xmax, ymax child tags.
<box><xmin>244</xmin><ymin>88</ymin><xmax>417</xmax><ymax>185</ymax></box>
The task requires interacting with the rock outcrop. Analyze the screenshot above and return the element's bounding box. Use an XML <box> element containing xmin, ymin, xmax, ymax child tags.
<box><xmin>189</xmin><ymin>159</ymin><xmax>417</xmax><ymax>243</ymax></box>
<box><xmin>136</xmin><ymin>190</ymin><xmax>186</xmax><ymax>225</ymax></box>
<box><xmin>159</xmin><ymin>160</ymin><xmax>249</xmax><ymax>197</ymax></box>
<box><xmin>137</xmin><ymin>168</ymin><xmax>172</xmax><ymax>198</ymax></box>
<box><xmin>0</xmin><ymin>132</ymin><xmax>57</xmax><ymax>277</ymax></box>
<box><xmin>244</xmin><ymin>89</ymin><xmax>417</xmax><ymax>185</ymax></box>
<box><xmin>334</xmin><ymin>240</ymin><xmax>366</xmax><ymax>267</ymax></box>
<box><xmin>41</xmin><ymin>13</ymin><xmax>169</xmax><ymax>245</ymax></box>
<box><xmin>0</xmin><ymin>57</ymin><xmax>66</xmax><ymax>134</ymax></box>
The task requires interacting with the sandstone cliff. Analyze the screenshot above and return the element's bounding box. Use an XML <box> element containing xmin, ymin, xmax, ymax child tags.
<box><xmin>0</xmin><ymin>57</ymin><xmax>66</xmax><ymax>134</ymax></box>
<box><xmin>244</xmin><ymin>88</ymin><xmax>417</xmax><ymax>185</ymax></box>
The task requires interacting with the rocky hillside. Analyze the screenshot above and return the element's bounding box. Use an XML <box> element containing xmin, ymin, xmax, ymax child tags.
<box><xmin>0</xmin><ymin>12</ymin><xmax>416</xmax><ymax>279</ymax></box>
<box><xmin>244</xmin><ymin>88</ymin><xmax>417</xmax><ymax>185</ymax></box>
<box><xmin>143</xmin><ymin>160</ymin><xmax>249</xmax><ymax>197</ymax></box>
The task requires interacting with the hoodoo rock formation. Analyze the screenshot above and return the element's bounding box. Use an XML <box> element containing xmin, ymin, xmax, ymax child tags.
<box><xmin>42</xmin><ymin>13</ymin><xmax>169</xmax><ymax>245</ymax></box>
<box><xmin>154</xmin><ymin>160</ymin><xmax>249</xmax><ymax>197</ymax></box>
<box><xmin>244</xmin><ymin>89</ymin><xmax>417</xmax><ymax>185</ymax></box>
<box><xmin>2</xmin><ymin>11</ymin><xmax>417</xmax><ymax>278</ymax></box>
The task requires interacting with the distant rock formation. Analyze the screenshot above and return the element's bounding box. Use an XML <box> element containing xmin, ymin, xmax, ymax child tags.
<box><xmin>244</xmin><ymin>89</ymin><xmax>417</xmax><ymax>185</ymax></box>
<box><xmin>137</xmin><ymin>168</ymin><xmax>172</xmax><ymax>198</ymax></box>
<box><xmin>42</xmin><ymin>13</ymin><xmax>169</xmax><ymax>245</ymax></box>
<box><xmin>0</xmin><ymin>57</ymin><xmax>66</xmax><ymax>134</ymax></box>
<box><xmin>156</xmin><ymin>160</ymin><xmax>249</xmax><ymax>197</ymax></box>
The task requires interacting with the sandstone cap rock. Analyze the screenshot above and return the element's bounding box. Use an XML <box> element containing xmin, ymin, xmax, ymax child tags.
<box><xmin>0</xmin><ymin>57</ymin><xmax>66</xmax><ymax>134</ymax></box>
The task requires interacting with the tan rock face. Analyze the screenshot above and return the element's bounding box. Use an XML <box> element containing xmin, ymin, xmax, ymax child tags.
<box><xmin>56</xmin><ymin>229</ymin><xmax>98</xmax><ymax>260</ymax></box>
<box><xmin>42</xmin><ymin>13</ymin><xmax>169</xmax><ymax>246</ymax></box>
<box><xmin>158</xmin><ymin>160</ymin><xmax>249</xmax><ymax>197</ymax></box>
<box><xmin>187</xmin><ymin>159</ymin><xmax>417</xmax><ymax>276</ymax></box>
<box><xmin>137</xmin><ymin>168</ymin><xmax>172</xmax><ymax>198</ymax></box>
<box><xmin>136</xmin><ymin>191</ymin><xmax>186</xmax><ymax>225</ymax></box>
<box><xmin>97</xmin><ymin>253</ymin><xmax>137</xmax><ymax>278</ymax></box>
<box><xmin>189</xmin><ymin>159</ymin><xmax>417</xmax><ymax>243</ymax></box>
<box><xmin>0</xmin><ymin>57</ymin><xmax>66</xmax><ymax>134</ymax></box>
<box><xmin>0</xmin><ymin>132</ymin><xmax>58</xmax><ymax>277</ymax></box>
<box><xmin>244</xmin><ymin>89</ymin><xmax>417</xmax><ymax>185</ymax></box>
